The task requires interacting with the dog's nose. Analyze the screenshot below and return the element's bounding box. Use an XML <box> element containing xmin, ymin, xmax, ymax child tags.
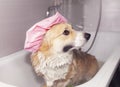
<box><xmin>84</xmin><ymin>33</ymin><xmax>91</xmax><ymax>40</ymax></box>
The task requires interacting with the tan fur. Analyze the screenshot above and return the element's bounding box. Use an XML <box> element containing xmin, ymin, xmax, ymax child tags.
<box><xmin>53</xmin><ymin>50</ymin><xmax>98</xmax><ymax>87</ymax></box>
<box><xmin>39</xmin><ymin>23</ymin><xmax>76</xmax><ymax>57</ymax></box>
<box><xmin>67</xmin><ymin>50</ymin><xmax>98</xmax><ymax>85</ymax></box>
<box><xmin>31</xmin><ymin>52</ymin><xmax>43</xmax><ymax>76</ymax></box>
<box><xmin>31</xmin><ymin>23</ymin><xmax>99</xmax><ymax>87</ymax></box>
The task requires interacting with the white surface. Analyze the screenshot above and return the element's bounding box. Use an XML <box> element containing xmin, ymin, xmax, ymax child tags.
<box><xmin>0</xmin><ymin>82</ymin><xmax>16</xmax><ymax>87</ymax></box>
<box><xmin>0</xmin><ymin>50</ymin><xmax>44</xmax><ymax>87</ymax></box>
<box><xmin>83</xmin><ymin>31</ymin><xmax>120</xmax><ymax>62</ymax></box>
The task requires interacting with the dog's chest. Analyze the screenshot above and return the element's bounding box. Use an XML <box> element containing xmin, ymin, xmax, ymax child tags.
<box><xmin>37</xmin><ymin>53</ymin><xmax>72</xmax><ymax>81</ymax></box>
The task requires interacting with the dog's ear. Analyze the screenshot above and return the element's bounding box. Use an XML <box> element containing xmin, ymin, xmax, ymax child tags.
<box><xmin>38</xmin><ymin>38</ymin><xmax>52</xmax><ymax>57</ymax></box>
<box><xmin>39</xmin><ymin>37</ymin><xmax>52</xmax><ymax>53</ymax></box>
<box><xmin>39</xmin><ymin>39</ymin><xmax>50</xmax><ymax>52</ymax></box>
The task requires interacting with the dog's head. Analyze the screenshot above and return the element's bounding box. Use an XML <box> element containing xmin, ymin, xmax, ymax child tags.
<box><xmin>39</xmin><ymin>23</ymin><xmax>90</xmax><ymax>55</ymax></box>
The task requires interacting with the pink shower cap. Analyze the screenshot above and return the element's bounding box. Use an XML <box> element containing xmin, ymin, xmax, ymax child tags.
<box><xmin>24</xmin><ymin>12</ymin><xmax>67</xmax><ymax>52</ymax></box>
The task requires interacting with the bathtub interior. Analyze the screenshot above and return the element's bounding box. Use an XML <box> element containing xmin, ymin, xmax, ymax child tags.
<box><xmin>0</xmin><ymin>0</ymin><xmax>120</xmax><ymax>86</ymax></box>
<box><xmin>83</xmin><ymin>31</ymin><xmax>120</xmax><ymax>63</ymax></box>
<box><xmin>0</xmin><ymin>32</ymin><xmax>120</xmax><ymax>87</ymax></box>
<box><xmin>0</xmin><ymin>51</ymin><xmax>44</xmax><ymax>87</ymax></box>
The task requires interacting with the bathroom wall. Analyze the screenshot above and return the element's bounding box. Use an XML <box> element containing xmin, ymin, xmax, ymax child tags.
<box><xmin>83</xmin><ymin>0</ymin><xmax>120</xmax><ymax>60</ymax></box>
<box><xmin>84</xmin><ymin>0</ymin><xmax>120</xmax><ymax>32</ymax></box>
<box><xmin>0</xmin><ymin>0</ymin><xmax>120</xmax><ymax>58</ymax></box>
<box><xmin>100</xmin><ymin>0</ymin><xmax>120</xmax><ymax>32</ymax></box>
<box><xmin>62</xmin><ymin>0</ymin><xmax>84</xmax><ymax>28</ymax></box>
<box><xmin>0</xmin><ymin>0</ymin><xmax>52</xmax><ymax>58</ymax></box>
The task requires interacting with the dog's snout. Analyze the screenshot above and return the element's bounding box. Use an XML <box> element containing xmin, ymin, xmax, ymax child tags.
<box><xmin>84</xmin><ymin>33</ymin><xmax>91</xmax><ymax>40</ymax></box>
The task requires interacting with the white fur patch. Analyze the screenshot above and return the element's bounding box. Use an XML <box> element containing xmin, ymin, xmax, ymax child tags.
<box><xmin>74</xmin><ymin>32</ymin><xmax>86</xmax><ymax>48</ymax></box>
<box><xmin>36</xmin><ymin>52</ymin><xmax>72</xmax><ymax>86</ymax></box>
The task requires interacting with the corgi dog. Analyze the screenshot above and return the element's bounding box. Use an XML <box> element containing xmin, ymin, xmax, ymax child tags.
<box><xmin>31</xmin><ymin>23</ymin><xmax>98</xmax><ymax>87</ymax></box>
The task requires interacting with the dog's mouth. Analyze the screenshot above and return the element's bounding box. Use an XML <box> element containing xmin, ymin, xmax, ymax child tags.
<box><xmin>62</xmin><ymin>33</ymin><xmax>91</xmax><ymax>52</ymax></box>
<box><xmin>63</xmin><ymin>45</ymin><xmax>74</xmax><ymax>52</ymax></box>
<box><xmin>63</xmin><ymin>45</ymin><xmax>82</xmax><ymax>52</ymax></box>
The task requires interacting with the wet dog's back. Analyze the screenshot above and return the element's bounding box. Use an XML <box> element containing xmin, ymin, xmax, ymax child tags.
<box><xmin>66</xmin><ymin>49</ymin><xmax>99</xmax><ymax>86</ymax></box>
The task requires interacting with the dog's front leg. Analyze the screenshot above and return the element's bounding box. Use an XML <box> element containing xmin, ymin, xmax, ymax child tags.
<box><xmin>43</xmin><ymin>84</ymin><xmax>53</xmax><ymax>87</ymax></box>
<box><xmin>54</xmin><ymin>79</ymin><xmax>70</xmax><ymax>87</ymax></box>
<box><xmin>43</xmin><ymin>81</ymin><xmax>54</xmax><ymax>87</ymax></box>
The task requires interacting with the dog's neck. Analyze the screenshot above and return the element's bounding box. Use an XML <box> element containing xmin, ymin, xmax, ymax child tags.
<box><xmin>37</xmin><ymin>51</ymin><xmax>73</xmax><ymax>86</ymax></box>
<box><xmin>38</xmin><ymin>52</ymin><xmax>73</xmax><ymax>68</ymax></box>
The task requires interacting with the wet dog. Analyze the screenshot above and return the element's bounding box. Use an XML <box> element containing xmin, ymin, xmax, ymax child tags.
<box><xmin>31</xmin><ymin>23</ymin><xmax>98</xmax><ymax>87</ymax></box>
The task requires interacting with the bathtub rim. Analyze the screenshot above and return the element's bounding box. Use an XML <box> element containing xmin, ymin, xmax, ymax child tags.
<box><xmin>0</xmin><ymin>82</ymin><xmax>16</xmax><ymax>87</ymax></box>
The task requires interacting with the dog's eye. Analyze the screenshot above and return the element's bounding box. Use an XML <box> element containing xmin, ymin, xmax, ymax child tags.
<box><xmin>63</xmin><ymin>30</ymin><xmax>70</xmax><ymax>35</ymax></box>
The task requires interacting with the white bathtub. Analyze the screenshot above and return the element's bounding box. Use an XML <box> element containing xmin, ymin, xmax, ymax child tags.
<box><xmin>0</xmin><ymin>32</ymin><xmax>120</xmax><ymax>87</ymax></box>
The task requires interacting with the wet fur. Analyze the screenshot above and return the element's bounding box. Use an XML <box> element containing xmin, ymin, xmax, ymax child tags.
<box><xmin>31</xmin><ymin>23</ymin><xmax>98</xmax><ymax>87</ymax></box>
